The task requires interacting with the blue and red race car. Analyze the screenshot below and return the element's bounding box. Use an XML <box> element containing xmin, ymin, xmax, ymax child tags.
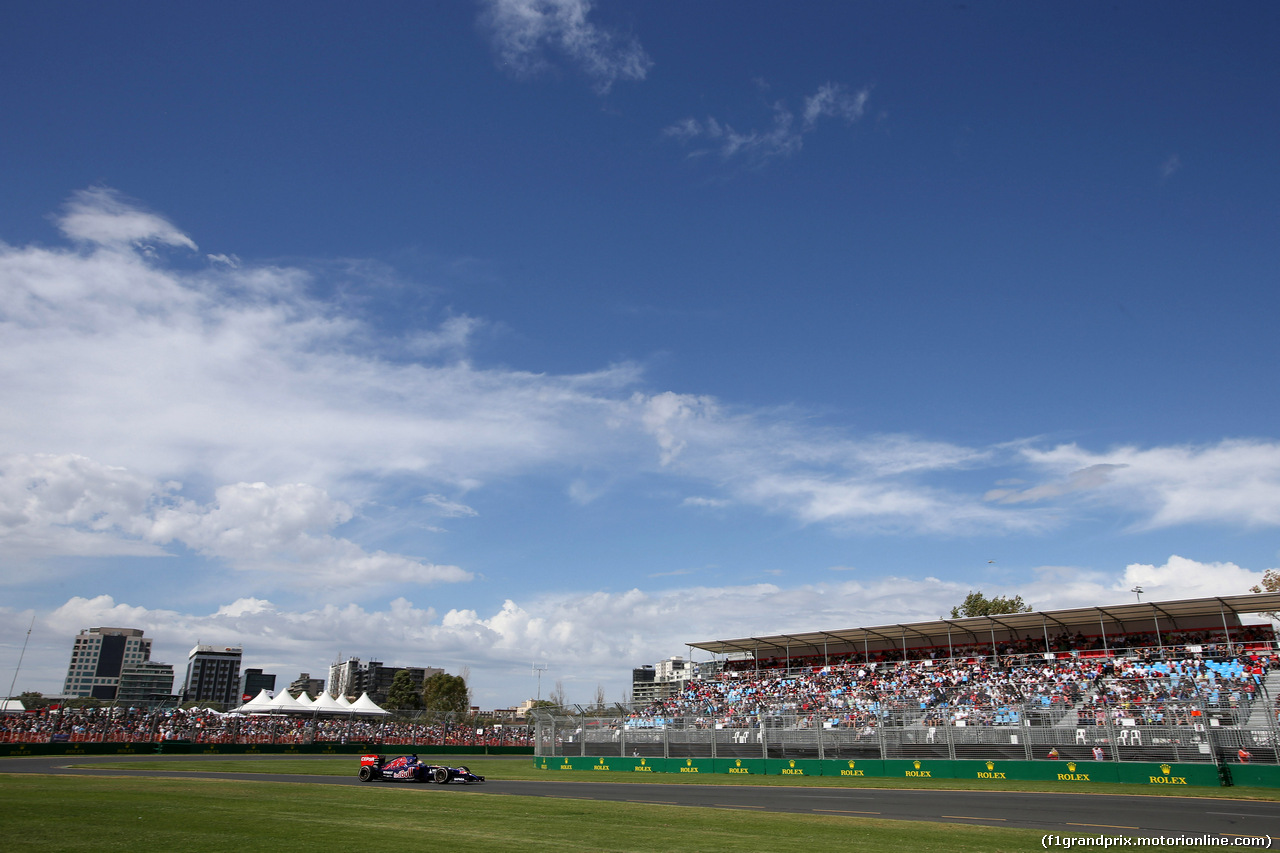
<box><xmin>358</xmin><ymin>754</ymin><xmax>485</xmax><ymax>784</ymax></box>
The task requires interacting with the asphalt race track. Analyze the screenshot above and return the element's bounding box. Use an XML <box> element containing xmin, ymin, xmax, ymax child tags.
<box><xmin>4</xmin><ymin>754</ymin><xmax>1279</xmax><ymax>842</ymax></box>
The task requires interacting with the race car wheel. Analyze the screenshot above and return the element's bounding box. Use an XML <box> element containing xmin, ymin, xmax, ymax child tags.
<box><xmin>358</xmin><ymin>766</ymin><xmax>374</xmax><ymax>782</ymax></box>
<box><xmin>433</xmin><ymin>767</ymin><xmax>450</xmax><ymax>784</ymax></box>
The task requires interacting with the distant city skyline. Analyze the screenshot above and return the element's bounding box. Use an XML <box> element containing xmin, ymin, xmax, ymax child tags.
<box><xmin>2</xmin><ymin>2</ymin><xmax>1279</xmax><ymax>708</ymax></box>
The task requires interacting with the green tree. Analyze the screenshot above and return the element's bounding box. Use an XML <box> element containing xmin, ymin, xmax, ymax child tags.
<box><xmin>383</xmin><ymin>669</ymin><xmax>424</xmax><ymax>710</ymax></box>
<box><xmin>948</xmin><ymin>590</ymin><xmax>1033</xmax><ymax>618</ymax></box>
<box><xmin>1249</xmin><ymin>569</ymin><xmax>1280</xmax><ymax>619</ymax></box>
<box><xmin>421</xmin><ymin>672</ymin><xmax>470</xmax><ymax>717</ymax></box>
<box><xmin>16</xmin><ymin>691</ymin><xmax>46</xmax><ymax>710</ymax></box>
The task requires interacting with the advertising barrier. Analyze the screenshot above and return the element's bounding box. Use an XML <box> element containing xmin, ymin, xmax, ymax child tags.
<box><xmin>531</xmin><ymin>756</ymin><xmax>1268</xmax><ymax>788</ymax></box>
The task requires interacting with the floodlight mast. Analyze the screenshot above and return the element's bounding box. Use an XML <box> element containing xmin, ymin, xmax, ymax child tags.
<box><xmin>6</xmin><ymin>613</ymin><xmax>35</xmax><ymax>705</ymax></box>
<box><xmin>532</xmin><ymin>662</ymin><xmax>549</xmax><ymax>703</ymax></box>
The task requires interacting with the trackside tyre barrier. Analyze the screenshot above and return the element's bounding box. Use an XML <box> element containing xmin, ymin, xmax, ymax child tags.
<box><xmin>532</xmin><ymin>756</ymin><xmax>1264</xmax><ymax>788</ymax></box>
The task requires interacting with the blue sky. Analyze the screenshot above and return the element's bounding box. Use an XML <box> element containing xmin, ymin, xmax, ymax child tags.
<box><xmin>2</xmin><ymin>1</ymin><xmax>1278</xmax><ymax>708</ymax></box>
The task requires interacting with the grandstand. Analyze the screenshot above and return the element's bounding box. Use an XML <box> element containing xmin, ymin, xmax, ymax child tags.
<box><xmin>532</xmin><ymin>593</ymin><xmax>1280</xmax><ymax>767</ymax></box>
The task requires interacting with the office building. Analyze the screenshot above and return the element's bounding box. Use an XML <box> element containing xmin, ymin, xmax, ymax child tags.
<box><xmin>238</xmin><ymin>668</ymin><xmax>277</xmax><ymax>702</ymax></box>
<box><xmin>117</xmin><ymin>661</ymin><xmax>177</xmax><ymax>705</ymax></box>
<box><xmin>62</xmin><ymin>627</ymin><xmax>153</xmax><ymax>700</ymax></box>
<box><xmin>327</xmin><ymin>657</ymin><xmax>442</xmax><ymax>702</ymax></box>
<box><xmin>183</xmin><ymin>644</ymin><xmax>243</xmax><ymax>706</ymax></box>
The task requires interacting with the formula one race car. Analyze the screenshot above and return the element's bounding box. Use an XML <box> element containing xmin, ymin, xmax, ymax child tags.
<box><xmin>358</xmin><ymin>754</ymin><xmax>485</xmax><ymax>784</ymax></box>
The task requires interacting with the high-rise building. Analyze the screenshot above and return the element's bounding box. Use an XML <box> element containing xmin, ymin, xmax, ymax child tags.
<box><xmin>632</xmin><ymin>657</ymin><xmax>696</xmax><ymax>706</ymax></box>
<box><xmin>183</xmin><ymin>645</ymin><xmax>243</xmax><ymax>706</ymax></box>
<box><xmin>326</xmin><ymin>657</ymin><xmax>442</xmax><ymax>702</ymax></box>
<box><xmin>287</xmin><ymin>672</ymin><xmax>326</xmax><ymax>699</ymax></box>
<box><xmin>237</xmin><ymin>668</ymin><xmax>277</xmax><ymax>702</ymax></box>
<box><xmin>62</xmin><ymin>627</ymin><xmax>153</xmax><ymax>700</ymax></box>
<box><xmin>117</xmin><ymin>661</ymin><xmax>177</xmax><ymax>705</ymax></box>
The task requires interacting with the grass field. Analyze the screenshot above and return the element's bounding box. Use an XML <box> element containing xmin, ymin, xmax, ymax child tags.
<box><xmin>0</xmin><ymin>757</ymin><xmax>1264</xmax><ymax>852</ymax></box>
<box><xmin>0</xmin><ymin>773</ymin><xmax>1109</xmax><ymax>853</ymax></box>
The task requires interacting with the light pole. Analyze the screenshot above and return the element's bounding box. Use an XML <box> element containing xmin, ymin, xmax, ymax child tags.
<box><xmin>1131</xmin><ymin>586</ymin><xmax>1144</xmax><ymax>603</ymax></box>
<box><xmin>532</xmin><ymin>662</ymin><xmax>549</xmax><ymax>703</ymax></box>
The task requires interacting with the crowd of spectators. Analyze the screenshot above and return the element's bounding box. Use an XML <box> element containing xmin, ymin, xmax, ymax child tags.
<box><xmin>0</xmin><ymin>704</ymin><xmax>534</xmax><ymax>746</ymax></box>
<box><xmin>633</xmin><ymin>626</ymin><xmax>1277</xmax><ymax>732</ymax></box>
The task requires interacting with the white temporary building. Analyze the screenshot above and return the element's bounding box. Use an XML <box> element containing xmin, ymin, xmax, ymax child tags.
<box><xmin>350</xmin><ymin>692</ymin><xmax>391</xmax><ymax>717</ymax></box>
<box><xmin>310</xmin><ymin>692</ymin><xmax>346</xmax><ymax>714</ymax></box>
<box><xmin>232</xmin><ymin>689</ymin><xmax>276</xmax><ymax>714</ymax></box>
<box><xmin>267</xmin><ymin>690</ymin><xmax>308</xmax><ymax>713</ymax></box>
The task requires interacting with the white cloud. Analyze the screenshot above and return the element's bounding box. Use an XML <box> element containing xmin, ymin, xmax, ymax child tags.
<box><xmin>802</xmin><ymin>82</ymin><xmax>869</xmax><ymax>129</ymax></box>
<box><xmin>1118</xmin><ymin>555</ymin><xmax>1268</xmax><ymax>603</ymax></box>
<box><xmin>665</xmin><ymin>83</ymin><xmax>871</xmax><ymax>166</ymax></box>
<box><xmin>421</xmin><ymin>493</ymin><xmax>479</xmax><ymax>518</ymax></box>
<box><xmin>1011</xmin><ymin>441</ymin><xmax>1280</xmax><ymax>529</ymax></box>
<box><xmin>10</xmin><ymin>554</ymin><xmax>1276</xmax><ymax>706</ymax></box>
<box><xmin>0</xmin><ymin>455</ymin><xmax>470</xmax><ymax>590</ymax></box>
<box><xmin>59</xmin><ymin>187</ymin><xmax>198</xmax><ymax>251</ymax></box>
<box><xmin>6</xmin><ymin>188</ymin><xmax>1280</xmax><ymax>584</ymax></box>
<box><xmin>480</xmin><ymin>0</ymin><xmax>651</xmax><ymax>94</ymax></box>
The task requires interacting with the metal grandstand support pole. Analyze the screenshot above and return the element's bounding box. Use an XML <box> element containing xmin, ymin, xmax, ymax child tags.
<box><xmin>1042</xmin><ymin>618</ymin><xmax>1051</xmax><ymax>655</ymax></box>
<box><xmin>945</xmin><ymin>720</ymin><xmax>956</xmax><ymax>761</ymax></box>
<box><xmin>1219</xmin><ymin>602</ymin><xmax>1234</xmax><ymax>652</ymax></box>
<box><xmin>877</xmin><ymin>718</ymin><xmax>887</xmax><ymax>760</ymax></box>
<box><xmin>663</xmin><ymin>722</ymin><xmax>669</xmax><ymax>760</ymax></box>
<box><xmin>946</xmin><ymin>628</ymin><xmax>953</xmax><ymax>663</ymax></box>
<box><xmin>1099</xmin><ymin>613</ymin><xmax>1109</xmax><ymax>656</ymax></box>
<box><xmin>761</xmin><ymin>720</ymin><xmax>768</xmax><ymax>759</ymax></box>
<box><xmin>1151</xmin><ymin>605</ymin><xmax>1165</xmax><ymax>655</ymax></box>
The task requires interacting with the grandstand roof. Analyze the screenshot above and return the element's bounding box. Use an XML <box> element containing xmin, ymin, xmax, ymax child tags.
<box><xmin>688</xmin><ymin>593</ymin><xmax>1280</xmax><ymax>660</ymax></box>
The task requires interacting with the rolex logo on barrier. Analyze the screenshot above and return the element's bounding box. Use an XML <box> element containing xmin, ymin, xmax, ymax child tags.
<box><xmin>913</xmin><ymin>760</ymin><xmax>921</xmax><ymax>769</ymax></box>
<box><xmin>736</xmin><ymin>759</ymin><xmax>742</xmax><ymax>766</ymax></box>
<box><xmin>789</xmin><ymin>760</ymin><xmax>796</xmax><ymax>767</ymax></box>
<box><xmin>906</xmin><ymin>759</ymin><xmax>931</xmax><ymax>778</ymax></box>
<box><xmin>592</xmin><ymin>757</ymin><xmax>609</xmax><ymax>771</ymax></box>
<box><xmin>978</xmin><ymin>760</ymin><xmax>1005</xmax><ymax>780</ymax></box>
<box><xmin>729</xmin><ymin>758</ymin><xmax>749</xmax><ymax>774</ymax></box>
<box><xmin>634</xmin><ymin>757</ymin><xmax>653</xmax><ymax>772</ymax></box>
<box><xmin>1058</xmin><ymin>761</ymin><xmax>1089</xmax><ymax>782</ymax></box>
<box><xmin>680</xmin><ymin>758</ymin><xmax>699</xmax><ymax>773</ymax></box>
<box><xmin>841</xmin><ymin>759</ymin><xmax>863</xmax><ymax>777</ymax></box>
<box><xmin>1150</xmin><ymin>764</ymin><xmax>1186</xmax><ymax>785</ymax></box>
<box><xmin>782</xmin><ymin>758</ymin><xmax>804</xmax><ymax>775</ymax></box>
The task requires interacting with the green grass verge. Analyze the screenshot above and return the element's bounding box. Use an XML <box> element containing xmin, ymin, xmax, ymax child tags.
<box><xmin>0</xmin><ymin>774</ymin><xmax>1116</xmax><ymax>853</ymax></box>
<box><xmin>68</xmin><ymin>756</ymin><xmax>1280</xmax><ymax>800</ymax></box>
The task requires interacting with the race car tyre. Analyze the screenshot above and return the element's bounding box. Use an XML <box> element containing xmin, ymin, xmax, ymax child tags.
<box><xmin>358</xmin><ymin>766</ymin><xmax>374</xmax><ymax>782</ymax></box>
<box><xmin>433</xmin><ymin>767</ymin><xmax>450</xmax><ymax>784</ymax></box>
